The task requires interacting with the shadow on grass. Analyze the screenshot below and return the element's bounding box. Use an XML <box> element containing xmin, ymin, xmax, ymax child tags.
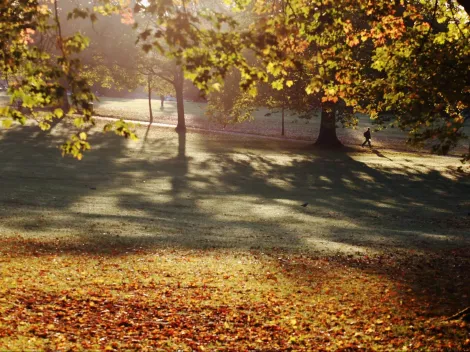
<box><xmin>0</xmin><ymin>124</ymin><xmax>468</xmax><ymax>251</ymax></box>
<box><xmin>0</xmin><ymin>124</ymin><xmax>469</xmax><ymax>315</ymax></box>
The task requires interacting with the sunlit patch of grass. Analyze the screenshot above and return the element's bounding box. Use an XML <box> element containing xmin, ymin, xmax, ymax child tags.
<box><xmin>0</xmin><ymin>236</ymin><xmax>468</xmax><ymax>351</ymax></box>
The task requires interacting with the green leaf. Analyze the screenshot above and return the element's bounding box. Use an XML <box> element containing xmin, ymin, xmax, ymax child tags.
<box><xmin>39</xmin><ymin>121</ymin><xmax>50</xmax><ymax>131</ymax></box>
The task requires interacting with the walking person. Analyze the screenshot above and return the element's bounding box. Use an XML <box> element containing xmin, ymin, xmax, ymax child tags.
<box><xmin>362</xmin><ymin>127</ymin><xmax>372</xmax><ymax>148</ymax></box>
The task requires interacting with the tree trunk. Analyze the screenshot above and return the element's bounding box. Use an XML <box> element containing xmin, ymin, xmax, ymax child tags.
<box><xmin>62</xmin><ymin>94</ymin><xmax>70</xmax><ymax>112</ymax></box>
<box><xmin>314</xmin><ymin>101</ymin><xmax>342</xmax><ymax>147</ymax></box>
<box><xmin>174</xmin><ymin>66</ymin><xmax>186</xmax><ymax>133</ymax></box>
<box><xmin>281</xmin><ymin>106</ymin><xmax>285</xmax><ymax>136</ymax></box>
<box><xmin>148</xmin><ymin>76</ymin><xmax>153</xmax><ymax>124</ymax></box>
<box><xmin>160</xmin><ymin>95</ymin><xmax>164</xmax><ymax>109</ymax></box>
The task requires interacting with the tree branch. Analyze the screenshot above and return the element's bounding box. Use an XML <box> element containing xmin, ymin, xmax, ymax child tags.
<box><xmin>455</xmin><ymin>0</ymin><xmax>470</xmax><ymax>15</ymax></box>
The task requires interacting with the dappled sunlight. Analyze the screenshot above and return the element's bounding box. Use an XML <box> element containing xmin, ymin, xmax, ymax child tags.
<box><xmin>0</xmin><ymin>124</ymin><xmax>468</xmax><ymax>255</ymax></box>
<box><xmin>304</xmin><ymin>237</ymin><xmax>372</xmax><ymax>255</ymax></box>
<box><xmin>353</xmin><ymin>171</ymin><xmax>376</xmax><ymax>182</ymax></box>
<box><xmin>0</xmin><ymin>124</ymin><xmax>469</xmax><ymax>350</ymax></box>
<box><xmin>318</xmin><ymin>175</ymin><xmax>333</xmax><ymax>184</ymax></box>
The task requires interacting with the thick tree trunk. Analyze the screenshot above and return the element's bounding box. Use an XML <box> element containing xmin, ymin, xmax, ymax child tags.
<box><xmin>314</xmin><ymin>101</ymin><xmax>342</xmax><ymax>147</ymax></box>
<box><xmin>148</xmin><ymin>76</ymin><xmax>153</xmax><ymax>124</ymax></box>
<box><xmin>281</xmin><ymin>106</ymin><xmax>285</xmax><ymax>136</ymax></box>
<box><xmin>62</xmin><ymin>94</ymin><xmax>70</xmax><ymax>112</ymax></box>
<box><xmin>174</xmin><ymin>66</ymin><xmax>186</xmax><ymax>133</ymax></box>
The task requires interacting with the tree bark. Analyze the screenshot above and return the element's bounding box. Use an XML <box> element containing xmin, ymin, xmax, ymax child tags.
<box><xmin>174</xmin><ymin>66</ymin><xmax>186</xmax><ymax>133</ymax></box>
<box><xmin>314</xmin><ymin>101</ymin><xmax>342</xmax><ymax>147</ymax></box>
<box><xmin>148</xmin><ymin>76</ymin><xmax>153</xmax><ymax>124</ymax></box>
<box><xmin>281</xmin><ymin>106</ymin><xmax>285</xmax><ymax>136</ymax></box>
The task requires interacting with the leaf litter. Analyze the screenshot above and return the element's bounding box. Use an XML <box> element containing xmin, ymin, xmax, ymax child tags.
<box><xmin>0</xmin><ymin>236</ymin><xmax>468</xmax><ymax>351</ymax></box>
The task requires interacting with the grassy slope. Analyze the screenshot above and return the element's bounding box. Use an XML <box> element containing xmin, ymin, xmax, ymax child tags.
<box><xmin>0</xmin><ymin>123</ymin><xmax>469</xmax><ymax>350</ymax></box>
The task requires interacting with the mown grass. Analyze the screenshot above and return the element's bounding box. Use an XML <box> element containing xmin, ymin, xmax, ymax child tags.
<box><xmin>0</xmin><ymin>118</ymin><xmax>469</xmax><ymax>351</ymax></box>
<box><xmin>93</xmin><ymin>97</ymin><xmax>408</xmax><ymax>147</ymax></box>
<box><xmin>92</xmin><ymin>96</ymin><xmax>470</xmax><ymax>155</ymax></box>
<box><xmin>2</xmin><ymin>92</ymin><xmax>469</xmax><ymax>154</ymax></box>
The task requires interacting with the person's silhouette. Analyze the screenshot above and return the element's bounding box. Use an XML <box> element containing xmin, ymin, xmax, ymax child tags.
<box><xmin>362</xmin><ymin>128</ymin><xmax>372</xmax><ymax>148</ymax></box>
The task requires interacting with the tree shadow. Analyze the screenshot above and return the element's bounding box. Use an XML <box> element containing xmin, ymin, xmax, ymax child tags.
<box><xmin>2</xmin><ymin>125</ymin><xmax>468</xmax><ymax>252</ymax></box>
<box><xmin>0</xmin><ymin>122</ymin><xmax>128</xmax><ymax>230</ymax></box>
<box><xmin>1</xmin><ymin>125</ymin><xmax>469</xmax><ymax>315</ymax></box>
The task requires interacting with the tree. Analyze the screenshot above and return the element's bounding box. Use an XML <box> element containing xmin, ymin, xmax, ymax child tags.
<box><xmin>167</xmin><ymin>0</ymin><xmax>469</xmax><ymax>156</ymax></box>
<box><xmin>258</xmin><ymin>71</ymin><xmax>322</xmax><ymax>138</ymax></box>
<box><xmin>137</xmin><ymin>54</ymin><xmax>178</xmax><ymax>124</ymax></box>
<box><xmin>205</xmin><ymin>69</ymin><xmax>256</xmax><ymax>128</ymax></box>
<box><xmin>2</xmin><ymin>0</ymin><xmax>469</xmax><ymax>159</ymax></box>
<box><xmin>0</xmin><ymin>0</ymin><xmax>136</xmax><ymax>159</ymax></box>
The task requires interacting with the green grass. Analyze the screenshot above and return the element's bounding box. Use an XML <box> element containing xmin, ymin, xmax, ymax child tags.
<box><xmin>2</xmin><ymin>92</ymin><xmax>468</xmax><ymax>155</ymax></box>
<box><xmin>93</xmin><ymin>96</ymin><xmax>469</xmax><ymax>155</ymax></box>
<box><xmin>94</xmin><ymin>96</ymin><xmax>409</xmax><ymax>147</ymax></box>
<box><xmin>0</xmin><ymin>123</ymin><xmax>469</xmax><ymax>350</ymax></box>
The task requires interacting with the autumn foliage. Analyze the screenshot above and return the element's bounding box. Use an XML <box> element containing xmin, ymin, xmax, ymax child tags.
<box><xmin>0</xmin><ymin>237</ymin><xmax>469</xmax><ymax>351</ymax></box>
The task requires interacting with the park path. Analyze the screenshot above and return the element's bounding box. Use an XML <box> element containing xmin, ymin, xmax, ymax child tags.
<box><xmin>94</xmin><ymin>114</ymin><xmax>440</xmax><ymax>156</ymax></box>
<box><xmin>95</xmin><ymin>116</ymin><xmax>314</xmax><ymax>145</ymax></box>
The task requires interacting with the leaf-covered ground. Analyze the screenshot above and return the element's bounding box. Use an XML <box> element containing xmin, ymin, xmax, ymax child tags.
<box><xmin>0</xmin><ymin>236</ymin><xmax>469</xmax><ymax>351</ymax></box>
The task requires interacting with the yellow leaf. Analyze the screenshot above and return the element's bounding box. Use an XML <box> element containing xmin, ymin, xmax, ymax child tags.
<box><xmin>79</xmin><ymin>132</ymin><xmax>87</xmax><ymax>140</ymax></box>
<box><xmin>2</xmin><ymin>119</ymin><xmax>12</xmax><ymax>128</ymax></box>
<box><xmin>54</xmin><ymin>108</ymin><xmax>64</xmax><ymax>118</ymax></box>
<box><xmin>286</xmin><ymin>80</ymin><xmax>294</xmax><ymax>87</ymax></box>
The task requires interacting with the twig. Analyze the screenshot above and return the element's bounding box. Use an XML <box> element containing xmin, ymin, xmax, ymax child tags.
<box><xmin>447</xmin><ymin>306</ymin><xmax>470</xmax><ymax>321</ymax></box>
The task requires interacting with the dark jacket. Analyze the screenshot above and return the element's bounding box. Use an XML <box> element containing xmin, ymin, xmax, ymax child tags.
<box><xmin>364</xmin><ymin>130</ymin><xmax>371</xmax><ymax>139</ymax></box>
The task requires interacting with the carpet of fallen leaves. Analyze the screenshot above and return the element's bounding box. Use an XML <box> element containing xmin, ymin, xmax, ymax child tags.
<box><xmin>0</xmin><ymin>236</ymin><xmax>469</xmax><ymax>351</ymax></box>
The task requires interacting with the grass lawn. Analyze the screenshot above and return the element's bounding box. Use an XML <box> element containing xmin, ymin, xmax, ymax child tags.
<box><xmin>0</xmin><ymin>122</ymin><xmax>469</xmax><ymax>350</ymax></box>
<box><xmin>92</xmin><ymin>96</ymin><xmax>470</xmax><ymax>156</ymax></box>
<box><xmin>2</xmin><ymin>92</ymin><xmax>469</xmax><ymax>155</ymax></box>
<box><xmin>92</xmin><ymin>97</ymin><xmax>412</xmax><ymax>149</ymax></box>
